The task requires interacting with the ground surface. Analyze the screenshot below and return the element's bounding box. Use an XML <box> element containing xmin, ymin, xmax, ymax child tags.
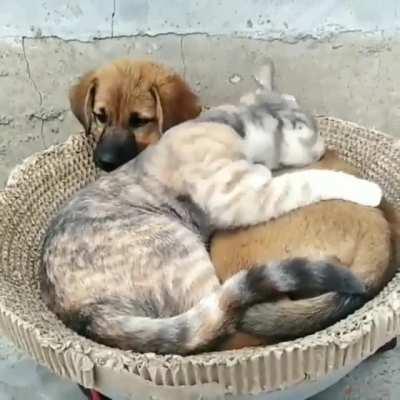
<box><xmin>0</xmin><ymin>335</ymin><xmax>399</xmax><ymax>399</ymax></box>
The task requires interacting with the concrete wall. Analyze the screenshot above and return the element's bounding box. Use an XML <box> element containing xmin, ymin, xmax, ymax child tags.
<box><xmin>1</xmin><ymin>1</ymin><xmax>400</xmax><ymax>186</ymax></box>
<box><xmin>2</xmin><ymin>0</ymin><xmax>400</xmax><ymax>40</ymax></box>
<box><xmin>1</xmin><ymin>2</ymin><xmax>400</xmax><ymax>399</ymax></box>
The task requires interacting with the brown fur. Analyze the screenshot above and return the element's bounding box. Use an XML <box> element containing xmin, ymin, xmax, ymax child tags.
<box><xmin>211</xmin><ymin>150</ymin><xmax>399</xmax><ymax>350</ymax></box>
<box><xmin>69</xmin><ymin>59</ymin><xmax>201</xmax><ymax>170</ymax></box>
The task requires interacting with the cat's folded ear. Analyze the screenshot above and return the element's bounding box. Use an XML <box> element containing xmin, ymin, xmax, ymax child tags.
<box><xmin>282</xmin><ymin>94</ymin><xmax>299</xmax><ymax>109</ymax></box>
<box><xmin>239</xmin><ymin>59</ymin><xmax>276</xmax><ymax>105</ymax></box>
<box><xmin>254</xmin><ymin>59</ymin><xmax>276</xmax><ymax>92</ymax></box>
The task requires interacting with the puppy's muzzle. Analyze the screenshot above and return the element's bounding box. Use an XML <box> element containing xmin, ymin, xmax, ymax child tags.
<box><xmin>94</xmin><ymin>129</ymin><xmax>138</xmax><ymax>172</ymax></box>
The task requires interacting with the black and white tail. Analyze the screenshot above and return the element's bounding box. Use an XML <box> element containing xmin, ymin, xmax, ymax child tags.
<box><xmin>73</xmin><ymin>258</ymin><xmax>365</xmax><ymax>355</ymax></box>
<box><xmin>239</xmin><ymin>292</ymin><xmax>366</xmax><ymax>342</ymax></box>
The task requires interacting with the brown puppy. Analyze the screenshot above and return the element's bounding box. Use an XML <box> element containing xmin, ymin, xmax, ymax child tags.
<box><xmin>69</xmin><ymin>59</ymin><xmax>201</xmax><ymax>171</ymax></box>
<box><xmin>211</xmin><ymin>150</ymin><xmax>399</xmax><ymax>350</ymax></box>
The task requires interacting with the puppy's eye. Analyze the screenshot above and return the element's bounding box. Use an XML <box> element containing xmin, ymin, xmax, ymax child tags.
<box><xmin>94</xmin><ymin>109</ymin><xmax>108</xmax><ymax>124</ymax></box>
<box><xmin>130</xmin><ymin>113</ymin><xmax>151</xmax><ymax>128</ymax></box>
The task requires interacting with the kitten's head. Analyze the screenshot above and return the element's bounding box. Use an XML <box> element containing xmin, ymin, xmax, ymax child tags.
<box><xmin>249</xmin><ymin>92</ymin><xmax>325</xmax><ymax>169</ymax></box>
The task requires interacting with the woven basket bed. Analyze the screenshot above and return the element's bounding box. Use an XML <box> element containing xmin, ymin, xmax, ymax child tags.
<box><xmin>1</xmin><ymin>116</ymin><xmax>400</xmax><ymax>399</ymax></box>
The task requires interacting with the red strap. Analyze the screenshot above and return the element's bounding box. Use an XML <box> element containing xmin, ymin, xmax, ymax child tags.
<box><xmin>90</xmin><ymin>390</ymin><xmax>104</xmax><ymax>400</ymax></box>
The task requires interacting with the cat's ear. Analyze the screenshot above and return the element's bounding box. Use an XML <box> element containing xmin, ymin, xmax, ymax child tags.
<box><xmin>254</xmin><ymin>59</ymin><xmax>275</xmax><ymax>92</ymax></box>
<box><xmin>282</xmin><ymin>94</ymin><xmax>299</xmax><ymax>109</ymax></box>
<box><xmin>240</xmin><ymin>59</ymin><xmax>277</xmax><ymax>105</ymax></box>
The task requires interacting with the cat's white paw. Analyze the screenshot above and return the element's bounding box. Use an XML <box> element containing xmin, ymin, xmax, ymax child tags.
<box><xmin>245</xmin><ymin>164</ymin><xmax>272</xmax><ymax>190</ymax></box>
<box><xmin>348</xmin><ymin>178</ymin><xmax>383</xmax><ymax>207</ymax></box>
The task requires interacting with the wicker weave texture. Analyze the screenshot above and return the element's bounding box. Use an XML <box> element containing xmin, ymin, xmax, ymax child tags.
<box><xmin>1</xmin><ymin>117</ymin><xmax>400</xmax><ymax>398</ymax></box>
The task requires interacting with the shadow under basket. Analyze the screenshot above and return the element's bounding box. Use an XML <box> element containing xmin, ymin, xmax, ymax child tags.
<box><xmin>1</xmin><ymin>116</ymin><xmax>400</xmax><ymax>400</ymax></box>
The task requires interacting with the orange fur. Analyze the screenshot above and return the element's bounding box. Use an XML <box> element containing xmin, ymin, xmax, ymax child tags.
<box><xmin>211</xmin><ymin>150</ymin><xmax>399</xmax><ymax>349</ymax></box>
<box><xmin>69</xmin><ymin>59</ymin><xmax>201</xmax><ymax>151</ymax></box>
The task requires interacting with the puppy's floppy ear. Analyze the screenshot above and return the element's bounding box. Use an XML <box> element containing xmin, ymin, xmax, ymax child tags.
<box><xmin>69</xmin><ymin>71</ymin><xmax>97</xmax><ymax>134</ymax></box>
<box><xmin>151</xmin><ymin>86</ymin><xmax>164</xmax><ymax>134</ymax></box>
<box><xmin>153</xmin><ymin>74</ymin><xmax>202</xmax><ymax>132</ymax></box>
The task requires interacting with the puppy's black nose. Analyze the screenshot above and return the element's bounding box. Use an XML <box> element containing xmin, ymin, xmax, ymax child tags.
<box><xmin>94</xmin><ymin>155</ymin><xmax>120</xmax><ymax>172</ymax></box>
<box><xmin>94</xmin><ymin>133</ymin><xmax>138</xmax><ymax>172</ymax></box>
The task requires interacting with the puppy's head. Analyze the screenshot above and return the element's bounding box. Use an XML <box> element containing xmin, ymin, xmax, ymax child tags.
<box><xmin>69</xmin><ymin>59</ymin><xmax>201</xmax><ymax>171</ymax></box>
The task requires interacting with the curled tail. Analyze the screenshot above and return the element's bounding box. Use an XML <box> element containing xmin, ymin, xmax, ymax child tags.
<box><xmin>239</xmin><ymin>292</ymin><xmax>366</xmax><ymax>342</ymax></box>
<box><xmin>71</xmin><ymin>258</ymin><xmax>365</xmax><ymax>355</ymax></box>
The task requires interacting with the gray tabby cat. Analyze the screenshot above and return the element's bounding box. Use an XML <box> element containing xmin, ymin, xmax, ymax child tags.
<box><xmin>41</xmin><ymin>83</ymin><xmax>381</xmax><ymax>355</ymax></box>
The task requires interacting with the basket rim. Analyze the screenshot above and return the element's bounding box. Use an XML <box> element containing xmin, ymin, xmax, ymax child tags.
<box><xmin>1</xmin><ymin>115</ymin><xmax>400</xmax><ymax>396</ymax></box>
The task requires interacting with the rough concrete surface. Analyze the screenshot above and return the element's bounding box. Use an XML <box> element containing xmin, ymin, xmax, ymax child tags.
<box><xmin>0</xmin><ymin>338</ymin><xmax>85</xmax><ymax>400</ymax></box>
<box><xmin>1</xmin><ymin>33</ymin><xmax>400</xmax><ymax>186</ymax></box>
<box><xmin>3</xmin><ymin>0</ymin><xmax>400</xmax><ymax>41</ymax></box>
<box><xmin>1</xmin><ymin>11</ymin><xmax>400</xmax><ymax>400</ymax></box>
<box><xmin>312</xmin><ymin>346</ymin><xmax>400</xmax><ymax>400</ymax></box>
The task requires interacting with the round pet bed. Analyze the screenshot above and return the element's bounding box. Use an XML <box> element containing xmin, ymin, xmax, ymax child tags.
<box><xmin>1</xmin><ymin>116</ymin><xmax>400</xmax><ymax>400</ymax></box>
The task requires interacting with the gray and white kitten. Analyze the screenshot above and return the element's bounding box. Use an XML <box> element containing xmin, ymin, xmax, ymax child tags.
<box><xmin>198</xmin><ymin>94</ymin><xmax>323</xmax><ymax>171</ymax></box>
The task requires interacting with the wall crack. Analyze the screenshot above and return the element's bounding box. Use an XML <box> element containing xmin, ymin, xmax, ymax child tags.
<box><xmin>111</xmin><ymin>0</ymin><xmax>116</xmax><ymax>37</ymax></box>
<box><xmin>180</xmin><ymin>36</ymin><xmax>187</xmax><ymax>79</ymax></box>
<box><xmin>39</xmin><ymin>120</ymin><xmax>45</xmax><ymax>148</ymax></box>
<box><xmin>22</xmin><ymin>37</ymin><xmax>46</xmax><ymax>148</ymax></box>
<box><xmin>28</xmin><ymin>109</ymin><xmax>67</xmax><ymax>148</ymax></box>
<box><xmin>21</xmin><ymin>37</ymin><xmax>43</xmax><ymax>107</ymax></box>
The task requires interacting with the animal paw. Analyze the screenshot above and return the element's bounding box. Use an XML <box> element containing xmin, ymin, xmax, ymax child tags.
<box><xmin>348</xmin><ymin>178</ymin><xmax>383</xmax><ymax>207</ymax></box>
<box><xmin>243</xmin><ymin>163</ymin><xmax>272</xmax><ymax>190</ymax></box>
